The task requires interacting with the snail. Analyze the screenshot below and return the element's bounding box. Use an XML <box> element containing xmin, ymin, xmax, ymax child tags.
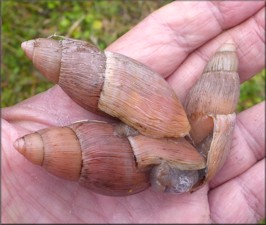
<box><xmin>14</xmin><ymin>120</ymin><xmax>205</xmax><ymax>196</ymax></box>
<box><xmin>184</xmin><ymin>42</ymin><xmax>239</xmax><ymax>190</ymax></box>
<box><xmin>14</xmin><ymin>36</ymin><xmax>240</xmax><ymax>196</ymax></box>
<box><xmin>20</xmin><ymin>37</ymin><xmax>190</xmax><ymax>139</ymax></box>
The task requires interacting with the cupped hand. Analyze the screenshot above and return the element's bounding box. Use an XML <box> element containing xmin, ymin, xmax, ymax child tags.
<box><xmin>2</xmin><ymin>1</ymin><xmax>265</xmax><ymax>223</ymax></box>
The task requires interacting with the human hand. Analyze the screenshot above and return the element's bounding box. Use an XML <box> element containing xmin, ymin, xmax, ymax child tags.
<box><xmin>2</xmin><ymin>1</ymin><xmax>265</xmax><ymax>223</ymax></box>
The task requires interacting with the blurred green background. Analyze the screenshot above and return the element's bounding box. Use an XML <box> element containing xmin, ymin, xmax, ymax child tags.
<box><xmin>2</xmin><ymin>0</ymin><xmax>265</xmax><ymax>113</ymax></box>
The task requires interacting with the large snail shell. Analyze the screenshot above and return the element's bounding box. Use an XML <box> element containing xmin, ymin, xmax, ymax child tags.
<box><xmin>14</xmin><ymin>121</ymin><xmax>205</xmax><ymax>196</ymax></box>
<box><xmin>21</xmin><ymin>37</ymin><xmax>190</xmax><ymax>139</ymax></box>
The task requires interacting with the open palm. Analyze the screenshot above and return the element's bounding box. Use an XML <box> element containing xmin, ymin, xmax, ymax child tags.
<box><xmin>2</xmin><ymin>1</ymin><xmax>265</xmax><ymax>223</ymax></box>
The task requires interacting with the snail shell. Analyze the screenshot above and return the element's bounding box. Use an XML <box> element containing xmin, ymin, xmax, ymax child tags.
<box><xmin>21</xmin><ymin>37</ymin><xmax>190</xmax><ymax>139</ymax></box>
<box><xmin>14</xmin><ymin>121</ymin><xmax>205</xmax><ymax>196</ymax></box>
<box><xmin>185</xmin><ymin>43</ymin><xmax>240</xmax><ymax>145</ymax></box>
<box><xmin>184</xmin><ymin>43</ymin><xmax>240</xmax><ymax>190</ymax></box>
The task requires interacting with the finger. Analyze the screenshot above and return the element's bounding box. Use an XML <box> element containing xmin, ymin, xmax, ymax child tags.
<box><xmin>209</xmin><ymin>159</ymin><xmax>265</xmax><ymax>223</ymax></box>
<box><xmin>210</xmin><ymin>101</ymin><xmax>265</xmax><ymax>188</ymax></box>
<box><xmin>107</xmin><ymin>1</ymin><xmax>264</xmax><ymax>79</ymax></box>
<box><xmin>168</xmin><ymin>7</ymin><xmax>265</xmax><ymax>101</ymax></box>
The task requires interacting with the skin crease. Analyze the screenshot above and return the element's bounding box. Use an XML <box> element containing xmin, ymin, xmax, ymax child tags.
<box><xmin>2</xmin><ymin>1</ymin><xmax>265</xmax><ymax>223</ymax></box>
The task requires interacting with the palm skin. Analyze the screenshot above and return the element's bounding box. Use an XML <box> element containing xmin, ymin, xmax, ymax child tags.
<box><xmin>2</xmin><ymin>1</ymin><xmax>265</xmax><ymax>223</ymax></box>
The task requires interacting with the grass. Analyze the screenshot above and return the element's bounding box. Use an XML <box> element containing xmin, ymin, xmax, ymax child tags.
<box><xmin>259</xmin><ymin>219</ymin><xmax>266</xmax><ymax>224</ymax></box>
<box><xmin>238</xmin><ymin>68</ymin><xmax>265</xmax><ymax>112</ymax></box>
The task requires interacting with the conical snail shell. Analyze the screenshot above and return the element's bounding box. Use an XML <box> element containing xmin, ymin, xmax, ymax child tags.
<box><xmin>21</xmin><ymin>37</ymin><xmax>190</xmax><ymax>139</ymax></box>
<box><xmin>184</xmin><ymin>42</ymin><xmax>240</xmax><ymax>190</ymax></box>
<box><xmin>14</xmin><ymin>121</ymin><xmax>205</xmax><ymax>196</ymax></box>
<box><xmin>185</xmin><ymin>43</ymin><xmax>240</xmax><ymax>145</ymax></box>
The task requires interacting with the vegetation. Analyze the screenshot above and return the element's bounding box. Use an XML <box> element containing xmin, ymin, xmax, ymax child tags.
<box><xmin>2</xmin><ymin>0</ymin><xmax>265</xmax><ymax>113</ymax></box>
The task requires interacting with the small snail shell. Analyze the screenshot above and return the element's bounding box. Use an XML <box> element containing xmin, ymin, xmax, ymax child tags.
<box><xmin>14</xmin><ymin>121</ymin><xmax>205</xmax><ymax>196</ymax></box>
<box><xmin>21</xmin><ymin>37</ymin><xmax>190</xmax><ymax>139</ymax></box>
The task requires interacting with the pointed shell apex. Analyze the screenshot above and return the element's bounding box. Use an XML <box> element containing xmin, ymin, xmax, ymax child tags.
<box><xmin>14</xmin><ymin>133</ymin><xmax>44</xmax><ymax>166</ymax></box>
